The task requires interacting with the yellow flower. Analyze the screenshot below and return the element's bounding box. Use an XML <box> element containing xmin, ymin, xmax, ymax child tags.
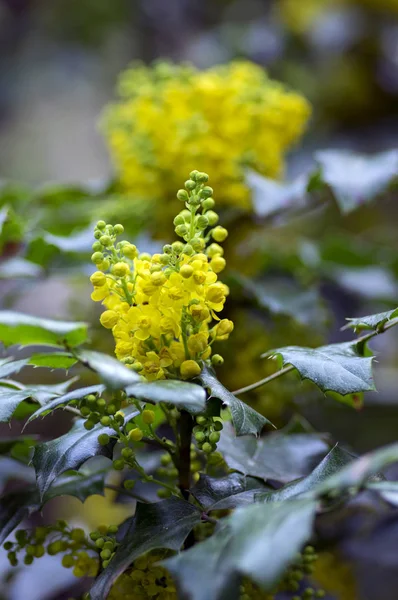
<box><xmin>102</xmin><ymin>61</ymin><xmax>310</xmax><ymax>212</ymax></box>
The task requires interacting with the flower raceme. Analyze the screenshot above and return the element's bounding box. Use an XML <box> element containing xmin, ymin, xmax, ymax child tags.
<box><xmin>90</xmin><ymin>171</ymin><xmax>233</xmax><ymax>380</ymax></box>
<box><xmin>103</xmin><ymin>60</ymin><xmax>311</xmax><ymax>211</ymax></box>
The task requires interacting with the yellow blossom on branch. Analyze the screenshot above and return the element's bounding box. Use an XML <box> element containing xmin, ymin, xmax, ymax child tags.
<box><xmin>102</xmin><ymin>60</ymin><xmax>311</xmax><ymax>211</ymax></box>
<box><xmin>91</xmin><ymin>171</ymin><xmax>233</xmax><ymax>380</ymax></box>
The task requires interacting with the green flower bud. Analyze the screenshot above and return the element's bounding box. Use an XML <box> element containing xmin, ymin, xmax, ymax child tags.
<box><xmin>80</xmin><ymin>406</ymin><xmax>90</xmax><ymax>417</ymax></box>
<box><xmin>191</xmin><ymin>237</ymin><xmax>205</xmax><ymax>251</ymax></box>
<box><xmin>91</xmin><ymin>252</ymin><xmax>104</xmax><ymax>264</ymax></box>
<box><xmin>84</xmin><ymin>420</ymin><xmax>95</xmax><ymax>431</ymax></box>
<box><xmin>100</xmin><ymin>235</ymin><xmax>112</xmax><ymax>247</ymax></box>
<box><xmin>180</xmin><ymin>209</ymin><xmax>191</xmax><ymax>220</ymax></box>
<box><xmin>194</xmin><ymin>432</ymin><xmax>206</xmax><ymax>443</ymax></box>
<box><xmin>121</xmin><ymin>447</ymin><xmax>134</xmax><ymax>459</ymax></box>
<box><xmin>92</xmin><ymin>240</ymin><xmax>102</xmax><ymax>251</ymax></box>
<box><xmin>95</xmin><ymin>538</ymin><xmax>105</xmax><ymax>548</ymax></box>
<box><xmin>142</xmin><ymin>409</ymin><xmax>155</xmax><ymax>425</ymax></box>
<box><xmin>163</xmin><ymin>244</ymin><xmax>173</xmax><ymax>254</ymax></box>
<box><xmin>159</xmin><ymin>253</ymin><xmax>170</xmax><ymax>265</ymax></box>
<box><xmin>177</xmin><ymin>189</ymin><xmax>189</xmax><ymax>201</ymax></box>
<box><xmin>196</xmin><ymin>172</ymin><xmax>209</xmax><ymax>183</ymax></box>
<box><xmin>100</xmin><ymin>416</ymin><xmax>111</xmax><ymax>426</ymax></box>
<box><xmin>202</xmin><ymin>198</ymin><xmax>215</xmax><ymax>211</ymax></box>
<box><xmin>173</xmin><ymin>215</ymin><xmax>185</xmax><ymax>226</ymax></box>
<box><xmin>211</xmin><ymin>226</ymin><xmax>228</xmax><ymax>242</ymax></box>
<box><xmin>185</xmin><ymin>180</ymin><xmax>196</xmax><ymax>191</ymax></box>
<box><xmin>209</xmin><ymin>431</ymin><xmax>220</xmax><ymax>444</ymax></box>
<box><xmin>213</xmin><ymin>420</ymin><xmax>223</xmax><ymax>431</ymax></box>
<box><xmin>196</xmin><ymin>215</ymin><xmax>209</xmax><ymax>229</ymax></box>
<box><xmin>172</xmin><ymin>241</ymin><xmax>184</xmax><ymax>253</ymax></box>
<box><xmin>100</xmin><ymin>549</ymin><xmax>112</xmax><ymax>560</ymax></box>
<box><xmin>188</xmin><ymin>194</ymin><xmax>201</xmax><ymax>206</ymax></box>
<box><xmin>97</xmin><ymin>220</ymin><xmax>106</xmax><ymax>229</ymax></box>
<box><xmin>124</xmin><ymin>479</ymin><xmax>136</xmax><ymax>490</ymax></box>
<box><xmin>206</xmin><ymin>211</ymin><xmax>219</xmax><ymax>226</ymax></box>
<box><xmin>196</xmin><ymin>416</ymin><xmax>207</xmax><ymax>425</ymax></box>
<box><xmin>114</xmin><ymin>224</ymin><xmax>124</xmax><ymax>235</ymax></box>
<box><xmin>113</xmin><ymin>459</ymin><xmax>125</xmax><ymax>471</ymax></box>
<box><xmin>201</xmin><ymin>186</ymin><xmax>213</xmax><ymax>198</ymax></box>
<box><xmin>189</xmin><ymin>170</ymin><xmax>200</xmax><ymax>181</ymax></box>
<box><xmin>183</xmin><ymin>244</ymin><xmax>194</xmax><ymax>255</ymax></box>
<box><xmin>211</xmin><ymin>354</ymin><xmax>224</xmax><ymax>366</ymax></box>
<box><xmin>175</xmin><ymin>224</ymin><xmax>188</xmax><ymax>237</ymax></box>
<box><xmin>108</xmin><ymin>525</ymin><xmax>118</xmax><ymax>534</ymax></box>
<box><xmin>122</xmin><ymin>243</ymin><xmax>138</xmax><ymax>259</ymax></box>
<box><xmin>202</xmin><ymin>442</ymin><xmax>213</xmax><ymax>454</ymax></box>
<box><xmin>160</xmin><ymin>454</ymin><xmax>171</xmax><ymax>466</ymax></box>
<box><xmin>98</xmin><ymin>433</ymin><xmax>110</xmax><ymax>446</ymax></box>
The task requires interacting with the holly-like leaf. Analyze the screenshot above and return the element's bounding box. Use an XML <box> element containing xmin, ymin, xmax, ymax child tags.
<box><xmin>218</xmin><ymin>424</ymin><xmax>329</xmax><ymax>483</ymax></box>
<box><xmin>256</xmin><ymin>445</ymin><xmax>354</xmax><ymax>503</ymax></box>
<box><xmin>265</xmin><ymin>340</ymin><xmax>375</xmax><ymax>395</ymax></box>
<box><xmin>0</xmin><ymin>357</ymin><xmax>29</xmax><ymax>379</ymax></box>
<box><xmin>316</xmin><ymin>442</ymin><xmax>398</xmax><ymax>496</ymax></box>
<box><xmin>26</xmin><ymin>384</ymin><xmax>105</xmax><ymax>424</ymax></box>
<box><xmin>316</xmin><ymin>149</ymin><xmax>398</xmax><ymax>213</ymax></box>
<box><xmin>199</xmin><ymin>367</ymin><xmax>272</xmax><ymax>436</ymax></box>
<box><xmin>89</xmin><ymin>499</ymin><xmax>202</xmax><ymax>600</ymax></box>
<box><xmin>234</xmin><ymin>274</ymin><xmax>327</xmax><ymax>327</ymax></box>
<box><xmin>0</xmin><ymin>257</ymin><xmax>43</xmax><ymax>279</ymax></box>
<box><xmin>343</xmin><ymin>309</ymin><xmax>398</xmax><ymax>333</ymax></box>
<box><xmin>191</xmin><ymin>473</ymin><xmax>270</xmax><ymax>510</ymax></box>
<box><xmin>32</xmin><ymin>414</ymin><xmax>132</xmax><ymax>499</ymax></box>
<box><xmin>0</xmin><ymin>463</ymin><xmax>107</xmax><ymax>544</ymax></box>
<box><xmin>28</xmin><ymin>352</ymin><xmax>77</xmax><ymax>369</ymax></box>
<box><xmin>75</xmin><ymin>349</ymin><xmax>140</xmax><ymax>390</ymax></box>
<box><xmin>125</xmin><ymin>380</ymin><xmax>206</xmax><ymax>414</ymax></box>
<box><xmin>0</xmin><ymin>311</ymin><xmax>88</xmax><ymax>348</ymax></box>
<box><xmin>164</xmin><ymin>498</ymin><xmax>317</xmax><ymax>600</ymax></box>
<box><xmin>0</xmin><ymin>388</ymin><xmax>39</xmax><ymax>423</ymax></box>
<box><xmin>246</xmin><ymin>170</ymin><xmax>308</xmax><ymax>218</ymax></box>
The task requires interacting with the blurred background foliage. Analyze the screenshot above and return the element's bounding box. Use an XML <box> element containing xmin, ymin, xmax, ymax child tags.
<box><xmin>0</xmin><ymin>1</ymin><xmax>397</xmax><ymax>598</ymax></box>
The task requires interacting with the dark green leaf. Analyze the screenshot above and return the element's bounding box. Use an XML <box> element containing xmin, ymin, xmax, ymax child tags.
<box><xmin>235</xmin><ymin>274</ymin><xmax>327</xmax><ymax>327</ymax></box>
<box><xmin>75</xmin><ymin>349</ymin><xmax>140</xmax><ymax>390</ymax></box>
<box><xmin>191</xmin><ymin>473</ymin><xmax>270</xmax><ymax>510</ymax></box>
<box><xmin>164</xmin><ymin>499</ymin><xmax>316</xmax><ymax>600</ymax></box>
<box><xmin>343</xmin><ymin>309</ymin><xmax>398</xmax><ymax>332</ymax></box>
<box><xmin>0</xmin><ymin>388</ymin><xmax>39</xmax><ymax>422</ymax></box>
<box><xmin>0</xmin><ymin>463</ymin><xmax>107</xmax><ymax>544</ymax></box>
<box><xmin>28</xmin><ymin>352</ymin><xmax>77</xmax><ymax>369</ymax></box>
<box><xmin>199</xmin><ymin>367</ymin><xmax>272</xmax><ymax>436</ymax></box>
<box><xmin>89</xmin><ymin>499</ymin><xmax>202</xmax><ymax>600</ymax></box>
<box><xmin>26</xmin><ymin>384</ymin><xmax>104</xmax><ymax>423</ymax></box>
<box><xmin>316</xmin><ymin>149</ymin><xmax>398</xmax><ymax>213</ymax></box>
<box><xmin>0</xmin><ymin>311</ymin><xmax>88</xmax><ymax>348</ymax></box>
<box><xmin>218</xmin><ymin>424</ymin><xmax>329</xmax><ymax>483</ymax></box>
<box><xmin>256</xmin><ymin>445</ymin><xmax>354</xmax><ymax>503</ymax></box>
<box><xmin>125</xmin><ymin>380</ymin><xmax>206</xmax><ymax>414</ymax></box>
<box><xmin>316</xmin><ymin>442</ymin><xmax>398</xmax><ymax>496</ymax></box>
<box><xmin>266</xmin><ymin>340</ymin><xmax>375</xmax><ymax>395</ymax></box>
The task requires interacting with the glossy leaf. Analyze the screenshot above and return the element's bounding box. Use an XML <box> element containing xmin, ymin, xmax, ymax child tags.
<box><xmin>165</xmin><ymin>499</ymin><xmax>317</xmax><ymax>600</ymax></box>
<box><xmin>343</xmin><ymin>309</ymin><xmax>398</xmax><ymax>332</ymax></box>
<box><xmin>0</xmin><ymin>357</ymin><xmax>28</xmax><ymax>379</ymax></box>
<box><xmin>256</xmin><ymin>445</ymin><xmax>354</xmax><ymax>503</ymax></box>
<box><xmin>199</xmin><ymin>367</ymin><xmax>272</xmax><ymax>436</ymax></box>
<box><xmin>218</xmin><ymin>424</ymin><xmax>329</xmax><ymax>483</ymax></box>
<box><xmin>247</xmin><ymin>170</ymin><xmax>309</xmax><ymax>218</ymax></box>
<box><xmin>316</xmin><ymin>149</ymin><xmax>398</xmax><ymax>213</ymax></box>
<box><xmin>28</xmin><ymin>352</ymin><xmax>77</xmax><ymax>369</ymax></box>
<box><xmin>191</xmin><ymin>473</ymin><xmax>269</xmax><ymax>510</ymax></box>
<box><xmin>89</xmin><ymin>499</ymin><xmax>202</xmax><ymax>600</ymax></box>
<box><xmin>266</xmin><ymin>340</ymin><xmax>375</xmax><ymax>395</ymax></box>
<box><xmin>125</xmin><ymin>380</ymin><xmax>206</xmax><ymax>414</ymax></box>
<box><xmin>0</xmin><ymin>388</ymin><xmax>39</xmax><ymax>423</ymax></box>
<box><xmin>26</xmin><ymin>384</ymin><xmax>105</xmax><ymax>424</ymax></box>
<box><xmin>75</xmin><ymin>349</ymin><xmax>140</xmax><ymax>390</ymax></box>
<box><xmin>0</xmin><ymin>464</ymin><xmax>107</xmax><ymax>544</ymax></box>
<box><xmin>0</xmin><ymin>311</ymin><xmax>88</xmax><ymax>348</ymax></box>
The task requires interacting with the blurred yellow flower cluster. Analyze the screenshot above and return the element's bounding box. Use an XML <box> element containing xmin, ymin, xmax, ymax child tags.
<box><xmin>90</xmin><ymin>171</ymin><xmax>233</xmax><ymax>380</ymax></box>
<box><xmin>103</xmin><ymin>60</ymin><xmax>311</xmax><ymax>211</ymax></box>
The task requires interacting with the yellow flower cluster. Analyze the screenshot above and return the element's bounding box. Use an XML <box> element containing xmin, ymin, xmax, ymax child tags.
<box><xmin>103</xmin><ymin>60</ymin><xmax>311</xmax><ymax>211</ymax></box>
<box><xmin>108</xmin><ymin>552</ymin><xmax>176</xmax><ymax>600</ymax></box>
<box><xmin>90</xmin><ymin>171</ymin><xmax>233</xmax><ymax>380</ymax></box>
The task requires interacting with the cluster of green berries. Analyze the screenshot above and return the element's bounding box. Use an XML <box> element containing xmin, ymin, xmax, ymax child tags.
<box><xmin>193</xmin><ymin>415</ymin><xmax>223</xmax><ymax>454</ymax></box>
<box><xmin>91</xmin><ymin>219</ymin><xmax>139</xmax><ymax>272</ymax></box>
<box><xmin>4</xmin><ymin>522</ymin><xmax>98</xmax><ymax>578</ymax></box>
<box><xmin>89</xmin><ymin>524</ymin><xmax>119</xmax><ymax>569</ymax></box>
<box><xmin>80</xmin><ymin>391</ymin><xmax>126</xmax><ymax>434</ymax></box>
<box><xmin>240</xmin><ymin>546</ymin><xmax>325</xmax><ymax>600</ymax></box>
<box><xmin>108</xmin><ymin>551</ymin><xmax>177</xmax><ymax>600</ymax></box>
<box><xmin>156</xmin><ymin>443</ymin><xmax>201</xmax><ymax>497</ymax></box>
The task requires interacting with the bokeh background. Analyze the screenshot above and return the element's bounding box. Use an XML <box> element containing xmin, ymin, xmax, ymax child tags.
<box><xmin>0</xmin><ymin>0</ymin><xmax>398</xmax><ymax>598</ymax></box>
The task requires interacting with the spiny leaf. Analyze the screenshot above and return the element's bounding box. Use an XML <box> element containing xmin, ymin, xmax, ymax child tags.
<box><xmin>316</xmin><ymin>442</ymin><xmax>398</xmax><ymax>496</ymax></box>
<box><xmin>0</xmin><ymin>464</ymin><xmax>107</xmax><ymax>544</ymax></box>
<box><xmin>125</xmin><ymin>380</ymin><xmax>206</xmax><ymax>414</ymax></box>
<box><xmin>316</xmin><ymin>148</ymin><xmax>398</xmax><ymax>214</ymax></box>
<box><xmin>256</xmin><ymin>445</ymin><xmax>354</xmax><ymax>503</ymax></box>
<box><xmin>265</xmin><ymin>340</ymin><xmax>375</xmax><ymax>395</ymax></box>
<box><xmin>164</xmin><ymin>499</ymin><xmax>317</xmax><ymax>600</ymax></box>
<box><xmin>343</xmin><ymin>309</ymin><xmax>398</xmax><ymax>332</ymax></box>
<box><xmin>0</xmin><ymin>388</ymin><xmax>40</xmax><ymax>423</ymax></box>
<box><xmin>89</xmin><ymin>499</ymin><xmax>202</xmax><ymax>600</ymax></box>
<box><xmin>198</xmin><ymin>367</ymin><xmax>272</xmax><ymax>436</ymax></box>
<box><xmin>218</xmin><ymin>424</ymin><xmax>329</xmax><ymax>483</ymax></box>
<box><xmin>191</xmin><ymin>473</ymin><xmax>270</xmax><ymax>510</ymax></box>
<box><xmin>26</xmin><ymin>384</ymin><xmax>105</xmax><ymax>424</ymax></box>
<box><xmin>75</xmin><ymin>349</ymin><xmax>140</xmax><ymax>390</ymax></box>
<box><xmin>28</xmin><ymin>352</ymin><xmax>77</xmax><ymax>369</ymax></box>
<box><xmin>0</xmin><ymin>357</ymin><xmax>29</xmax><ymax>379</ymax></box>
<box><xmin>0</xmin><ymin>311</ymin><xmax>88</xmax><ymax>348</ymax></box>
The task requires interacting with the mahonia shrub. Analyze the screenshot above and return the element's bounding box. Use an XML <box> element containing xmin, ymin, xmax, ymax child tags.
<box><xmin>103</xmin><ymin>60</ymin><xmax>310</xmax><ymax>211</ymax></box>
<box><xmin>1</xmin><ymin>171</ymin><xmax>398</xmax><ymax>600</ymax></box>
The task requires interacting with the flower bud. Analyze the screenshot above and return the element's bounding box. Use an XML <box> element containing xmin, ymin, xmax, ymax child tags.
<box><xmin>180</xmin><ymin>209</ymin><xmax>191</xmax><ymax>220</ymax></box>
<box><xmin>188</xmin><ymin>332</ymin><xmax>208</xmax><ymax>355</ymax></box>
<box><xmin>175</xmin><ymin>224</ymin><xmax>188</xmax><ymax>237</ymax></box>
<box><xmin>150</xmin><ymin>271</ymin><xmax>166</xmax><ymax>286</ymax></box>
<box><xmin>196</xmin><ymin>215</ymin><xmax>209</xmax><ymax>229</ymax></box>
<box><xmin>189</xmin><ymin>170</ymin><xmax>200</xmax><ymax>181</ymax></box>
<box><xmin>142</xmin><ymin>409</ymin><xmax>156</xmax><ymax>424</ymax></box>
<box><xmin>97</xmin><ymin>220</ymin><xmax>106</xmax><ymax>229</ymax></box>
<box><xmin>100</xmin><ymin>235</ymin><xmax>112</xmax><ymax>247</ymax></box>
<box><xmin>177</xmin><ymin>189</ymin><xmax>189</xmax><ymax>201</ymax></box>
<box><xmin>211</xmin><ymin>354</ymin><xmax>224</xmax><ymax>366</ymax></box>
<box><xmin>98</xmin><ymin>433</ymin><xmax>110</xmax><ymax>446</ymax></box>
<box><xmin>163</xmin><ymin>244</ymin><xmax>173</xmax><ymax>254</ymax></box>
<box><xmin>90</xmin><ymin>271</ymin><xmax>107</xmax><ymax>287</ymax></box>
<box><xmin>188</xmin><ymin>194</ymin><xmax>201</xmax><ymax>206</ymax></box>
<box><xmin>201</xmin><ymin>186</ymin><xmax>213</xmax><ymax>198</ymax></box>
<box><xmin>185</xmin><ymin>179</ymin><xmax>196</xmax><ymax>191</ymax></box>
<box><xmin>210</xmin><ymin>255</ymin><xmax>226</xmax><ymax>273</ymax></box>
<box><xmin>202</xmin><ymin>198</ymin><xmax>215</xmax><ymax>211</ymax></box>
<box><xmin>215</xmin><ymin>319</ymin><xmax>234</xmax><ymax>338</ymax></box>
<box><xmin>112</xmin><ymin>262</ymin><xmax>130</xmax><ymax>277</ymax></box>
<box><xmin>100</xmin><ymin>310</ymin><xmax>119</xmax><ymax>329</ymax></box>
<box><xmin>196</xmin><ymin>172</ymin><xmax>209</xmax><ymax>183</ymax></box>
<box><xmin>129</xmin><ymin>427</ymin><xmax>143</xmax><ymax>442</ymax></box>
<box><xmin>173</xmin><ymin>215</ymin><xmax>185</xmax><ymax>226</ymax></box>
<box><xmin>183</xmin><ymin>244</ymin><xmax>194</xmax><ymax>255</ymax></box>
<box><xmin>180</xmin><ymin>264</ymin><xmax>194</xmax><ymax>278</ymax></box>
<box><xmin>172</xmin><ymin>241</ymin><xmax>184</xmax><ymax>253</ymax></box>
<box><xmin>180</xmin><ymin>360</ymin><xmax>201</xmax><ymax>379</ymax></box>
<box><xmin>206</xmin><ymin>211</ymin><xmax>219</xmax><ymax>226</ymax></box>
<box><xmin>92</xmin><ymin>239</ymin><xmax>102</xmax><ymax>249</ymax></box>
<box><xmin>114</xmin><ymin>224</ymin><xmax>124</xmax><ymax>235</ymax></box>
<box><xmin>191</xmin><ymin>237</ymin><xmax>205</xmax><ymax>251</ymax></box>
<box><xmin>211</xmin><ymin>226</ymin><xmax>228</xmax><ymax>242</ymax></box>
<box><xmin>207</xmin><ymin>243</ymin><xmax>224</xmax><ymax>257</ymax></box>
<box><xmin>122</xmin><ymin>243</ymin><xmax>138</xmax><ymax>259</ymax></box>
<box><xmin>91</xmin><ymin>251</ymin><xmax>104</xmax><ymax>264</ymax></box>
